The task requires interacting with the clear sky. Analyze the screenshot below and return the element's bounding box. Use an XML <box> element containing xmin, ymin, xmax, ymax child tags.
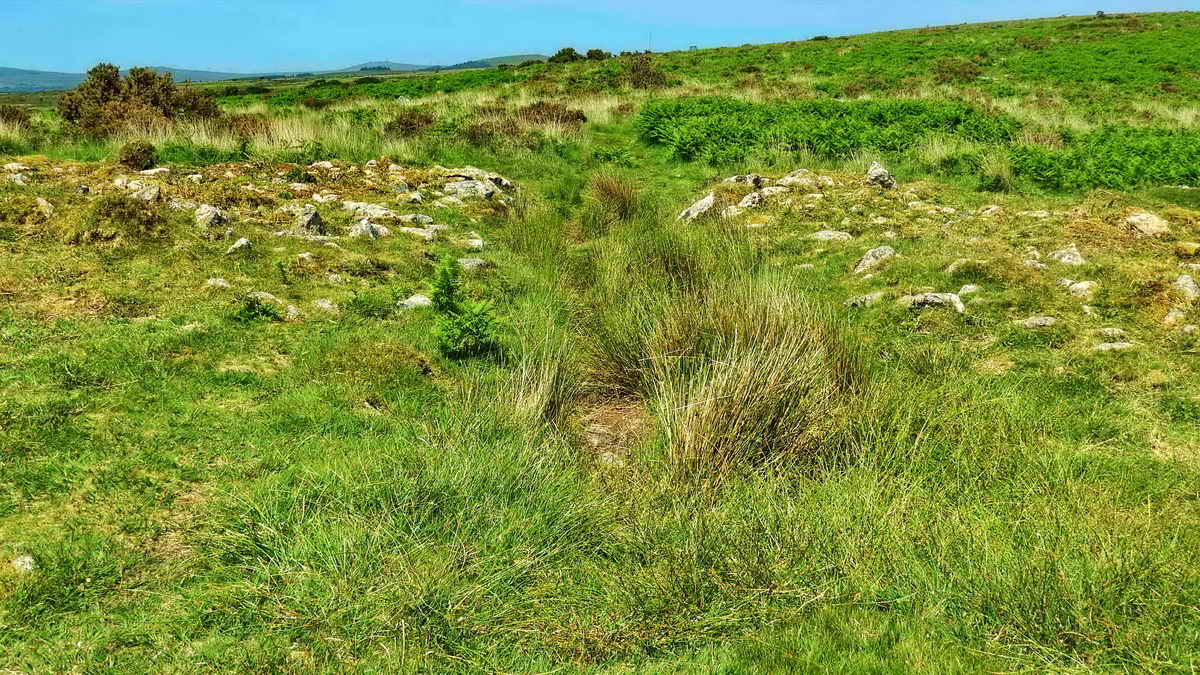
<box><xmin>3</xmin><ymin>0</ymin><xmax>1188</xmax><ymax>73</ymax></box>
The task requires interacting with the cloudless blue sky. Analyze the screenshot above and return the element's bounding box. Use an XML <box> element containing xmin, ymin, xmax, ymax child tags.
<box><xmin>2</xmin><ymin>0</ymin><xmax>1189</xmax><ymax>73</ymax></box>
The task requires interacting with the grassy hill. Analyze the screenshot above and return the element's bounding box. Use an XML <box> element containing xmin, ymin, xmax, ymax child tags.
<box><xmin>1</xmin><ymin>11</ymin><xmax>1199</xmax><ymax>672</ymax></box>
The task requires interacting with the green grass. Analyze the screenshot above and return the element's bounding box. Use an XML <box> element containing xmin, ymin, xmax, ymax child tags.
<box><xmin>2</xmin><ymin>9</ymin><xmax>1200</xmax><ymax>672</ymax></box>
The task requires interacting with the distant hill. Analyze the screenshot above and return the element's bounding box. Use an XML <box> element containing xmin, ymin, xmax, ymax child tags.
<box><xmin>1</xmin><ymin>54</ymin><xmax>548</xmax><ymax>92</ymax></box>
<box><xmin>444</xmin><ymin>54</ymin><xmax>547</xmax><ymax>70</ymax></box>
<box><xmin>333</xmin><ymin>61</ymin><xmax>431</xmax><ymax>73</ymax></box>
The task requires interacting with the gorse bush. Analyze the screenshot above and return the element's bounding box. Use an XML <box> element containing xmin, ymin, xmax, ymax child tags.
<box><xmin>517</xmin><ymin>101</ymin><xmax>587</xmax><ymax>126</ymax></box>
<box><xmin>57</xmin><ymin>63</ymin><xmax>219</xmax><ymax>138</ymax></box>
<box><xmin>0</xmin><ymin>104</ymin><xmax>32</xmax><ymax>129</ymax></box>
<box><xmin>117</xmin><ymin>140</ymin><xmax>156</xmax><ymax>170</ymax></box>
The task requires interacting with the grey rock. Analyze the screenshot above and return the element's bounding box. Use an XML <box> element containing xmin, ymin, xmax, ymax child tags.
<box><xmin>397</xmin><ymin>293</ymin><xmax>433</xmax><ymax>310</ymax></box>
<box><xmin>1094</xmin><ymin>342</ymin><xmax>1135</xmax><ymax>352</ymax></box>
<box><xmin>1048</xmin><ymin>245</ymin><xmax>1086</xmax><ymax>265</ymax></box>
<box><xmin>900</xmin><ymin>292</ymin><xmax>965</xmax><ymax>314</ymax></box>
<box><xmin>812</xmin><ymin>230</ymin><xmax>852</xmax><ymax>241</ymax></box>
<box><xmin>313</xmin><ymin>299</ymin><xmax>338</xmax><ymax>313</ymax></box>
<box><xmin>845</xmin><ymin>291</ymin><xmax>885</xmax><ymax>308</ymax></box>
<box><xmin>678</xmin><ymin>192</ymin><xmax>716</xmax><ymax>221</ymax></box>
<box><xmin>3</xmin><ymin>162</ymin><xmax>31</xmax><ymax>172</ymax></box>
<box><xmin>1017</xmin><ymin>316</ymin><xmax>1057</xmax><ymax>328</ymax></box>
<box><xmin>738</xmin><ymin>191</ymin><xmax>765</xmax><ymax>209</ymax></box>
<box><xmin>1067</xmin><ymin>280</ymin><xmax>1098</xmax><ymax>299</ymax></box>
<box><xmin>247</xmin><ymin>291</ymin><xmax>282</xmax><ymax>305</ymax></box>
<box><xmin>1174</xmin><ymin>275</ymin><xmax>1199</xmax><ymax>302</ymax></box>
<box><xmin>349</xmin><ymin>219</ymin><xmax>391</xmax><ymax>239</ymax></box>
<box><xmin>866</xmin><ymin>161</ymin><xmax>896</xmax><ymax>189</ymax></box>
<box><xmin>204</xmin><ymin>278</ymin><xmax>232</xmax><ymax>290</ymax></box>
<box><xmin>1098</xmin><ymin>327</ymin><xmax>1126</xmax><ymax>338</ymax></box>
<box><xmin>225</xmin><ymin>238</ymin><xmax>252</xmax><ymax>255</ymax></box>
<box><xmin>959</xmin><ymin>284</ymin><xmax>981</xmax><ymax>296</ymax></box>
<box><xmin>853</xmin><ymin>246</ymin><xmax>897</xmax><ymax>274</ymax></box>
<box><xmin>776</xmin><ymin>169</ymin><xmax>818</xmax><ymax>189</ymax></box>
<box><xmin>295</xmin><ymin>205</ymin><xmax>327</xmax><ymax>235</ymax></box>
<box><xmin>132</xmin><ymin>185</ymin><xmax>161</xmax><ymax>202</ymax></box>
<box><xmin>343</xmin><ymin>201</ymin><xmax>398</xmax><ymax>220</ymax></box>
<box><xmin>760</xmin><ymin>186</ymin><xmax>790</xmax><ymax>198</ymax></box>
<box><xmin>1165</xmin><ymin>308</ymin><xmax>1188</xmax><ymax>326</ymax></box>
<box><xmin>8</xmin><ymin>173</ymin><xmax>28</xmax><ymax>186</ymax></box>
<box><xmin>443</xmin><ymin>179</ymin><xmax>498</xmax><ymax>200</ymax></box>
<box><xmin>11</xmin><ymin>554</ymin><xmax>34</xmax><ymax>572</ymax></box>
<box><xmin>399</xmin><ymin>226</ymin><xmax>436</xmax><ymax>241</ymax></box>
<box><xmin>460</xmin><ymin>232</ymin><xmax>485</xmax><ymax>251</ymax></box>
<box><xmin>195</xmin><ymin>204</ymin><xmax>226</xmax><ymax>228</ymax></box>
<box><xmin>720</xmin><ymin>205</ymin><xmax>743</xmax><ymax>219</ymax></box>
<box><xmin>724</xmin><ymin>174</ymin><xmax>768</xmax><ymax>188</ymax></box>
<box><xmin>139</xmin><ymin>167</ymin><xmax>170</xmax><ymax>176</ymax></box>
<box><xmin>458</xmin><ymin>257</ymin><xmax>489</xmax><ymax>272</ymax></box>
<box><xmin>1126</xmin><ymin>211</ymin><xmax>1170</xmax><ymax>238</ymax></box>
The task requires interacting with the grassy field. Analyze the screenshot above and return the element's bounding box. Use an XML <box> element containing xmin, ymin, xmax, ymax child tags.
<box><xmin>2</xmin><ymin>11</ymin><xmax>1200</xmax><ymax>672</ymax></box>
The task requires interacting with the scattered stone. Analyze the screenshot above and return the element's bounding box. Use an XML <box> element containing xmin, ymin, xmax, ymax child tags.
<box><xmin>313</xmin><ymin>192</ymin><xmax>340</xmax><ymax>204</ymax></box>
<box><xmin>1019</xmin><ymin>210</ymin><xmax>1050</xmax><ymax>219</ymax></box>
<box><xmin>959</xmin><ymin>284</ymin><xmax>981</xmax><ymax>296</ymax></box>
<box><xmin>397</xmin><ymin>191</ymin><xmax>424</xmax><ymax>204</ymax></box>
<box><xmin>76</xmin><ymin>185</ymin><xmax>91</xmax><ymax>195</ymax></box>
<box><xmin>132</xmin><ymin>185</ymin><xmax>161</xmax><ymax>202</ymax></box>
<box><xmin>1017</xmin><ymin>316</ymin><xmax>1057</xmax><ymax>328</ymax></box>
<box><xmin>761</xmin><ymin>186</ymin><xmax>790</xmax><ymax>198</ymax></box>
<box><xmin>678</xmin><ymin>192</ymin><xmax>716</xmax><ymax>221</ymax></box>
<box><xmin>1126</xmin><ymin>210</ymin><xmax>1170</xmax><ymax>238</ymax></box>
<box><xmin>398</xmin><ymin>214</ymin><xmax>434</xmax><ymax>225</ymax></box>
<box><xmin>845</xmin><ymin>291</ymin><xmax>885</xmax><ymax>308</ymax></box>
<box><xmin>343</xmin><ymin>201</ymin><xmax>398</xmax><ymax>220</ymax></box>
<box><xmin>443</xmin><ymin>179</ymin><xmax>498</xmax><ymax>200</ymax></box>
<box><xmin>777</xmin><ymin>169</ymin><xmax>818</xmax><ymax>189</ymax></box>
<box><xmin>11</xmin><ymin>555</ymin><xmax>34</xmax><ymax>573</ymax></box>
<box><xmin>247</xmin><ymin>291</ymin><xmax>282</xmax><ymax>305</ymax></box>
<box><xmin>1099</xmin><ymin>328</ymin><xmax>1126</xmax><ymax>338</ymax></box>
<box><xmin>1067</xmin><ymin>280</ymin><xmax>1098</xmax><ymax>299</ymax></box>
<box><xmin>977</xmin><ymin>205</ymin><xmax>1003</xmax><ymax>216</ymax></box>
<box><xmin>433</xmin><ymin>196</ymin><xmax>465</xmax><ymax>209</ymax></box>
<box><xmin>295</xmin><ymin>205</ymin><xmax>326</xmax><ymax>235</ymax></box>
<box><xmin>225</xmin><ymin>238</ymin><xmax>252</xmax><ymax>255</ymax></box>
<box><xmin>721</xmin><ymin>205</ymin><xmax>743</xmax><ymax>219</ymax></box>
<box><xmin>8</xmin><ymin>173</ymin><xmax>27</xmax><ymax>186</ymax></box>
<box><xmin>724</xmin><ymin>174</ymin><xmax>768</xmax><ymax>188</ymax></box>
<box><xmin>1048</xmin><ymin>245</ymin><xmax>1086</xmax><ymax>265</ymax></box>
<box><xmin>297</xmin><ymin>252</ymin><xmax>315</xmax><ymax>264</ymax></box>
<box><xmin>195</xmin><ymin>204</ymin><xmax>226</xmax><ymax>228</ymax></box>
<box><xmin>1182</xmin><ymin>325</ymin><xmax>1199</xmax><ymax>334</ymax></box>
<box><xmin>187</xmin><ymin>173</ymin><xmax>203</xmax><ymax>183</ymax></box>
<box><xmin>1174</xmin><ymin>242</ymin><xmax>1200</xmax><ymax>258</ymax></box>
<box><xmin>313</xmin><ymin>299</ymin><xmax>338</xmax><ymax>313</ymax></box>
<box><xmin>899</xmin><ymin>292</ymin><xmax>966</xmax><ymax>314</ymax></box>
<box><xmin>397</xmin><ymin>293</ymin><xmax>432</xmax><ymax>310</ymax></box>
<box><xmin>1165</xmin><ymin>308</ymin><xmax>1188</xmax><ymax>326</ymax></box>
<box><xmin>1094</xmin><ymin>342</ymin><xmax>1135</xmax><ymax>352</ymax></box>
<box><xmin>3</xmin><ymin>162</ymin><xmax>31</xmax><ymax>172</ymax></box>
<box><xmin>1174</xmin><ymin>275</ymin><xmax>1199</xmax><ymax>302</ymax></box>
<box><xmin>349</xmin><ymin>219</ymin><xmax>391</xmax><ymax>239</ymax></box>
<box><xmin>812</xmin><ymin>230</ymin><xmax>853</xmax><ymax>241</ymax></box>
<box><xmin>327</xmin><ymin>273</ymin><xmax>345</xmax><ymax>284</ymax></box>
<box><xmin>852</xmin><ymin>246</ymin><xmax>897</xmax><ymax>274</ymax></box>
<box><xmin>139</xmin><ymin>167</ymin><xmax>170</xmax><ymax>176</ymax></box>
<box><xmin>738</xmin><ymin>191</ymin><xmax>765</xmax><ymax>209</ymax></box>
<box><xmin>866</xmin><ymin>161</ymin><xmax>896</xmax><ymax>189</ymax></box>
<box><xmin>460</xmin><ymin>232</ymin><xmax>485</xmax><ymax>251</ymax></box>
<box><xmin>399</xmin><ymin>226</ymin><xmax>436</xmax><ymax>241</ymax></box>
<box><xmin>310</xmin><ymin>160</ymin><xmax>334</xmax><ymax>170</ymax></box>
<box><xmin>285</xmin><ymin>305</ymin><xmax>303</xmax><ymax>322</ymax></box>
<box><xmin>35</xmin><ymin>197</ymin><xmax>54</xmax><ymax>219</ymax></box>
<box><xmin>170</xmin><ymin>199</ymin><xmax>198</xmax><ymax>211</ymax></box>
<box><xmin>458</xmin><ymin>257</ymin><xmax>489</xmax><ymax>272</ymax></box>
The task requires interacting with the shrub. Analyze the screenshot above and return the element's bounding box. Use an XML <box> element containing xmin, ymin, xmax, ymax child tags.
<box><xmin>57</xmin><ymin>64</ymin><xmax>219</xmax><ymax>138</ymax></box>
<box><xmin>461</xmin><ymin>118</ymin><xmax>523</xmax><ymax>147</ymax></box>
<box><xmin>0</xmin><ymin>104</ymin><xmax>32</xmax><ymax>129</ymax></box>
<box><xmin>548</xmin><ymin>48</ymin><xmax>585</xmax><ymax>64</ymax></box>
<box><xmin>933</xmin><ymin>57</ymin><xmax>983</xmax><ymax>84</ymax></box>
<box><xmin>219</xmin><ymin>113</ymin><xmax>273</xmax><ymax>139</ymax></box>
<box><xmin>384</xmin><ymin>108</ymin><xmax>436</xmax><ymax>137</ymax></box>
<box><xmin>118</xmin><ymin>140</ymin><xmax>157</xmax><ymax>170</ymax></box>
<box><xmin>518</xmin><ymin>101</ymin><xmax>587</xmax><ymax>126</ymax></box>
<box><xmin>435</xmin><ymin>300</ymin><xmax>503</xmax><ymax>359</ymax></box>
<box><xmin>626</xmin><ymin>54</ymin><xmax>671</xmax><ymax>89</ymax></box>
<box><xmin>586</xmin><ymin>49</ymin><xmax>614</xmax><ymax>61</ymax></box>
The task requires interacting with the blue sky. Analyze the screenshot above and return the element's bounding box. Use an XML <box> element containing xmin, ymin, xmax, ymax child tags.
<box><xmin>3</xmin><ymin>0</ymin><xmax>1187</xmax><ymax>73</ymax></box>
